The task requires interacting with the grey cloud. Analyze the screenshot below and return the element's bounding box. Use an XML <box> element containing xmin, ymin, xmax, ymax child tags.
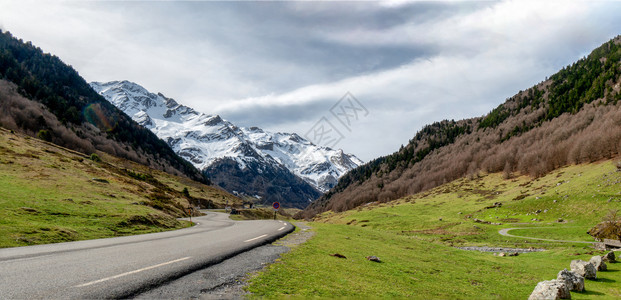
<box><xmin>90</xmin><ymin>1</ymin><xmax>480</xmax><ymax>93</ymax></box>
<box><xmin>1</xmin><ymin>1</ymin><xmax>620</xmax><ymax>161</ymax></box>
<box><xmin>220</xmin><ymin>97</ymin><xmax>335</xmax><ymax>128</ymax></box>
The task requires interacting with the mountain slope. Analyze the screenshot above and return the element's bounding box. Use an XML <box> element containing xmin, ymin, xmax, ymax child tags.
<box><xmin>301</xmin><ymin>35</ymin><xmax>621</xmax><ymax>218</ymax></box>
<box><xmin>0</xmin><ymin>126</ymin><xmax>240</xmax><ymax>248</ymax></box>
<box><xmin>90</xmin><ymin>80</ymin><xmax>363</xmax><ymax>207</ymax></box>
<box><xmin>0</xmin><ymin>30</ymin><xmax>206</xmax><ymax>183</ymax></box>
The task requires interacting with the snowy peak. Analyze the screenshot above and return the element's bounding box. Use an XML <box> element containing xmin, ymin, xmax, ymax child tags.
<box><xmin>90</xmin><ymin>80</ymin><xmax>363</xmax><ymax>194</ymax></box>
<box><xmin>90</xmin><ymin>80</ymin><xmax>199</xmax><ymax>127</ymax></box>
<box><xmin>241</xmin><ymin>128</ymin><xmax>363</xmax><ymax>191</ymax></box>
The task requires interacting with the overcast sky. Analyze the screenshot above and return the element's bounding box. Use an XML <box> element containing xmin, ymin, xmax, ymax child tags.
<box><xmin>1</xmin><ymin>1</ymin><xmax>620</xmax><ymax>161</ymax></box>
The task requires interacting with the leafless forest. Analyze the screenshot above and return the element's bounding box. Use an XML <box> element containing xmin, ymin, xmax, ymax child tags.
<box><xmin>300</xmin><ymin>36</ymin><xmax>621</xmax><ymax>219</ymax></box>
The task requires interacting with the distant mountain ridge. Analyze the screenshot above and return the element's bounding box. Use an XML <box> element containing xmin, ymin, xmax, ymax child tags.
<box><xmin>90</xmin><ymin>80</ymin><xmax>363</xmax><ymax>207</ymax></box>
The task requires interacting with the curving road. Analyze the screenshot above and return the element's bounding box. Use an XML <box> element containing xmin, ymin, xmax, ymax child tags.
<box><xmin>498</xmin><ymin>227</ymin><xmax>595</xmax><ymax>244</ymax></box>
<box><xmin>0</xmin><ymin>212</ymin><xmax>294</xmax><ymax>299</ymax></box>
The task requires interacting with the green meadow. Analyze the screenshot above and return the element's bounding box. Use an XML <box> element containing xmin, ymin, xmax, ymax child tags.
<box><xmin>248</xmin><ymin>161</ymin><xmax>621</xmax><ymax>299</ymax></box>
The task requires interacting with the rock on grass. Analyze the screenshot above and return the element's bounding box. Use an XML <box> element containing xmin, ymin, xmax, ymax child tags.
<box><xmin>603</xmin><ymin>251</ymin><xmax>616</xmax><ymax>263</ymax></box>
<box><xmin>528</xmin><ymin>280</ymin><xmax>570</xmax><ymax>300</ymax></box>
<box><xmin>570</xmin><ymin>260</ymin><xmax>597</xmax><ymax>280</ymax></box>
<box><xmin>589</xmin><ymin>256</ymin><xmax>607</xmax><ymax>271</ymax></box>
<box><xmin>366</xmin><ymin>255</ymin><xmax>381</xmax><ymax>262</ymax></box>
<box><xmin>557</xmin><ymin>268</ymin><xmax>584</xmax><ymax>292</ymax></box>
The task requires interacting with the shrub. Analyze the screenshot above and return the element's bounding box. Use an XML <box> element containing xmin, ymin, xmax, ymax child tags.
<box><xmin>588</xmin><ymin>210</ymin><xmax>621</xmax><ymax>241</ymax></box>
<box><xmin>37</xmin><ymin>129</ymin><xmax>51</xmax><ymax>142</ymax></box>
<box><xmin>90</xmin><ymin>153</ymin><xmax>102</xmax><ymax>162</ymax></box>
<box><xmin>125</xmin><ymin>169</ymin><xmax>156</xmax><ymax>183</ymax></box>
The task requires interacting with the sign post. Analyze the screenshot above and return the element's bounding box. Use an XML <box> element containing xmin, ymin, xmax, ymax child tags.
<box><xmin>272</xmin><ymin>202</ymin><xmax>280</xmax><ymax>220</ymax></box>
<box><xmin>187</xmin><ymin>206</ymin><xmax>193</xmax><ymax>223</ymax></box>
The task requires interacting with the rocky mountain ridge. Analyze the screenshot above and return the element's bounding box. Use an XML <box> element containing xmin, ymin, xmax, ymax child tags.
<box><xmin>90</xmin><ymin>80</ymin><xmax>363</xmax><ymax>207</ymax></box>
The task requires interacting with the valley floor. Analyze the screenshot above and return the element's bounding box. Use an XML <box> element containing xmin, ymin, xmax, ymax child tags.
<box><xmin>247</xmin><ymin>161</ymin><xmax>621</xmax><ymax>299</ymax></box>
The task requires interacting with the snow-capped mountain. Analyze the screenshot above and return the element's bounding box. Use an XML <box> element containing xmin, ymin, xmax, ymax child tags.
<box><xmin>90</xmin><ymin>80</ymin><xmax>363</xmax><ymax>203</ymax></box>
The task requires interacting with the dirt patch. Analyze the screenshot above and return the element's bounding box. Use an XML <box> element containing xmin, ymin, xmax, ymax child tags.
<box><xmin>19</xmin><ymin>207</ymin><xmax>40</xmax><ymax>214</ymax></box>
<box><xmin>457</xmin><ymin>246</ymin><xmax>545</xmax><ymax>253</ymax></box>
<box><xmin>500</xmin><ymin>218</ymin><xmax>521</xmax><ymax>223</ymax></box>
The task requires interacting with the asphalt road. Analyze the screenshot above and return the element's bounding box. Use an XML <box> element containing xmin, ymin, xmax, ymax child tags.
<box><xmin>0</xmin><ymin>212</ymin><xmax>294</xmax><ymax>299</ymax></box>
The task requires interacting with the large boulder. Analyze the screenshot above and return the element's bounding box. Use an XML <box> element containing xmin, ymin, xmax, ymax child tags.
<box><xmin>528</xmin><ymin>280</ymin><xmax>571</xmax><ymax>300</ymax></box>
<box><xmin>602</xmin><ymin>251</ymin><xmax>616</xmax><ymax>263</ymax></box>
<box><xmin>589</xmin><ymin>256</ymin><xmax>607</xmax><ymax>271</ymax></box>
<box><xmin>570</xmin><ymin>260</ymin><xmax>597</xmax><ymax>279</ymax></box>
<box><xmin>557</xmin><ymin>269</ymin><xmax>584</xmax><ymax>292</ymax></box>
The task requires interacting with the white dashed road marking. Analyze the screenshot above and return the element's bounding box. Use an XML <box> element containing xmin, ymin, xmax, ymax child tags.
<box><xmin>74</xmin><ymin>257</ymin><xmax>192</xmax><ymax>288</ymax></box>
<box><xmin>244</xmin><ymin>234</ymin><xmax>268</xmax><ymax>243</ymax></box>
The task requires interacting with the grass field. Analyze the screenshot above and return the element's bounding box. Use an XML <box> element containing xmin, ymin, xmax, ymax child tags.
<box><xmin>0</xmin><ymin>127</ymin><xmax>240</xmax><ymax>248</ymax></box>
<box><xmin>248</xmin><ymin>161</ymin><xmax>621</xmax><ymax>299</ymax></box>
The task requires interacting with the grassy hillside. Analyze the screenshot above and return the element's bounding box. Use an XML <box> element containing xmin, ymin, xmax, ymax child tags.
<box><xmin>249</xmin><ymin>161</ymin><xmax>621</xmax><ymax>298</ymax></box>
<box><xmin>303</xmin><ymin>35</ymin><xmax>621</xmax><ymax>218</ymax></box>
<box><xmin>0</xmin><ymin>127</ymin><xmax>240</xmax><ymax>248</ymax></box>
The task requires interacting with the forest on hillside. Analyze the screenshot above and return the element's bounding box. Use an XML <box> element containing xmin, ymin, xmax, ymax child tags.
<box><xmin>301</xmin><ymin>35</ymin><xmax>621</xmax><ymax>219</ymax></box>
<box><xmin>0</xmin><ymin>30</ymin><xmax>207</xmax><ymax>183</ymax></box>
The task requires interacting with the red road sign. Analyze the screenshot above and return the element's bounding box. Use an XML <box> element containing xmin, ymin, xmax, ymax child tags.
<box><xmin>272</xmin><ymin>202</ymin><xmax>280</xmax><ymax>210</ymax></box>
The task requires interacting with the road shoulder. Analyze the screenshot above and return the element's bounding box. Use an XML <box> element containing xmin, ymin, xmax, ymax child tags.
<box><xmin>133</xmin><ymin>222</ymin><xmax>314</xmax><ymax>299</ymax></box>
